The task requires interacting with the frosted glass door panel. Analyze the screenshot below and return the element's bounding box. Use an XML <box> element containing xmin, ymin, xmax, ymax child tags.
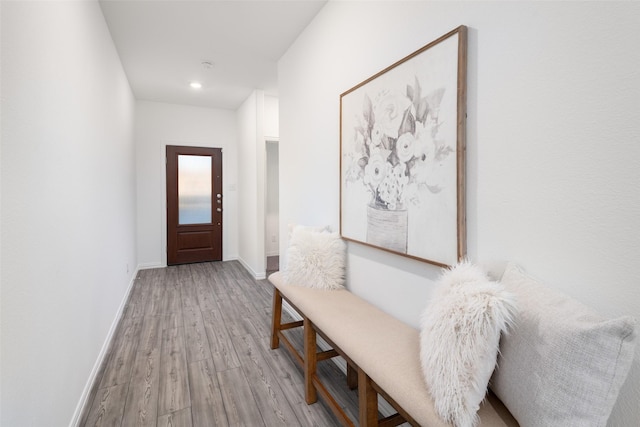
<box><xmin>178</xmin><ymin>155</ymin><xmax>212</xmax><ymax>224</ymax></box>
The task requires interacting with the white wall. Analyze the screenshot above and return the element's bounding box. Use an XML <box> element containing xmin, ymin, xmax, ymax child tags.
<box><xmin>237</xmin><ymin>91</ymin><xmax>265</xmax><ymax>277</ymax></box>
<box><xmin>0</xmin><ymin>1</ymin><xmax>137</xmax><ymax>425</ymax></box>
<box><xmin>264</xmin><ymin>95</ymin><xmax>279</xmax><ymax>140</ymax></box>
<box><xmin>135</xmin><ymin>100</ymin><xmax>238</xmax><ymax>267</ymax></box>
<box><xmin>278</xmin><ymin>2</ymin><xmax>640</xmax><ymax>425</ymax></box>
<box><xmin>237</xmin><ymin>92</ymin><xmax>280</xmax><ymax>270</ymax></box>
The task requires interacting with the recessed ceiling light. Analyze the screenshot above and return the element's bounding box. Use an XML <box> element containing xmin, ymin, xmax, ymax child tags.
<box><xmin>190</xmin><ymin>82</ymin><xmax>202</xmax><ymax>89</ymax></box>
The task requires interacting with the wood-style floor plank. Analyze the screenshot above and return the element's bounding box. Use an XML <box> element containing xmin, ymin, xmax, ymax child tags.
<box><xmin>121</xmin><ymin>352</ymin><xmax>160</xmax><ymax>426</ymax></box>
<box><xmin>157</xmin><ymin>407</ymin><xmax>193</xmax><ymax>427</ymax></box>
<box><xmin>79</xmin><ymin>260</ymin><xmax>360</xmax><ymax>427</ymax></box>
<box><xmin>83</xmin><ymin>384</ymin><xmax>129</xmax><ymax>427</ymax></box>
<box><xmin>121</xmin><ymin>316</ymin><xmax>163</xmax><ymax>426</ymax></box>
<box><xmin>137</xmin><ymin>315</ymin><xmax>164</xmax><ymax>357</ymax></box>
<box><xmin>99</xmin><ymin>316</ymin><xmax>142</xmax><ymax>389</ymax></box>
<box><xmin>124</xmin><ymin>274</ymin><xmax>148</xmax><ymax>319</ymax></box>
<box><xmin>218</xmin><ymin>292</ymin><xmax>262</xmax><ymax>339</ymax></box>
<box><xmin>232</xmin><ymin>333</ymin><xmax>300</xmax><ymax>426</ymax></box>
<box><xmin>217</xmin><ymin>367</ymin><xmax>266</xmax><ymax>426</ymax></box>
<box><xmin>182</xmin><ymin>302</ymin><xmax>212</xmax><ymax>363</ymax></box>
<box><xmin>144</xmin><ymin>269</ymin><xmax>165</xmax><ymax>316</ymax></box>
<box><xmin>187</xmin><ymin>358</ymin><xmax>229</xmax><ymax>427</ymax></box>
<box><xmin>184</xmin><ymin>323</ymin><xmax>212</xmax><ymax>363</ymax></box>
<box><xmin>177</xmin><ymin>265</ymin><xmax>199</xmax><ymax>308</ymax></box>
<box><xmin>201</xmin><ymin>308</ymin><xmax>241</xmax><ymax>371</ymax></box>
<box><xmin>190</xmin><ymin>264</ymin><xmax>219</xmax><ymax>312</ymax></box>
<box><xmin>158</xmin><ymin>327</ymin><xmax>191</xmax><ymax>416</ymax></box>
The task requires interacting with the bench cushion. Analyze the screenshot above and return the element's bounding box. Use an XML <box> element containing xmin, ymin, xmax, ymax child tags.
<box><xmin>269</xmin><ymin>271</ymin><xmax>518</xmax><ymax>426</ymax></box>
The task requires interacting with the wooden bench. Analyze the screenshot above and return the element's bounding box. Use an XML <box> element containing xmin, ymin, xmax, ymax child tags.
<box><xmin>268</xmin><ymin>271</ymin><xmax>518</xmax><ymax>427</ymax></box>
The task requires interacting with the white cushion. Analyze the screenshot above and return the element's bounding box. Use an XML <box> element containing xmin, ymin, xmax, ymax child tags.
<box><xmin>284</xmin><ymin>226</ymin><xmax>346</xmax><ymax>290</ymax></box>
<box><xmin>491</xmin><ymin>263</ymin><xmax>637</xmax><ymax>427</ymax></box>
<box><xmin>419</xmin><ymin>261</ymin><xmax>517</xmax><ymax>427</ymax></box>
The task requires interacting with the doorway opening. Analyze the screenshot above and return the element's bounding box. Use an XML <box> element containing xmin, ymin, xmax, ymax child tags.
<box><xmin>266</xmin><ymin>141</ymin><xmax>279</xmax><ymax>274</ymax></box>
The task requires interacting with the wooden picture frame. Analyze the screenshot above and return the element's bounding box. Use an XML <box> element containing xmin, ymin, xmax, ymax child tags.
<box><xmin>340</xmin><ymin>26</ymin><xmax>467</xmax><ymax>267</ymax></box>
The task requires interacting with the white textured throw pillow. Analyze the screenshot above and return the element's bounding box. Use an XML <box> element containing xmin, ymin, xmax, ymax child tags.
<box><xmin>420</xmin><ymin>261</ymin><xmax>516</xmax><ymax>427</ymax></box>
<box><xmin>490</xmin><ymin>263</ymin><xmax>637</xmax><ymax>427</ymax></box>
<box><xmin>285</xmin><ymin>226</ymin><xmax>346</xmax><ymax>290</ymax></box>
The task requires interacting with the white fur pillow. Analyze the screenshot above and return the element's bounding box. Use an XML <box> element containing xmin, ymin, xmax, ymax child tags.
<box><xmin>284</xmin><ymin>226</ymin><xmax>346</xmax><ymax>290</ymax></box>
<box><xmin>419</xmin><ymin>261</ymin><xmax>517</xmax><ymax>427</ymax></box>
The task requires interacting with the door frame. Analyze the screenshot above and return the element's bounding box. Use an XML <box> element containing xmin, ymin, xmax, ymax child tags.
<box><xmin>160</xmin><ymin>142</ymin><xmax>224</xmax><ymax>266</ymax></box>
<box><xmin>166</xmin><ymin>145</ymin><xmax>222</xmax><ymax>265</ymax></box>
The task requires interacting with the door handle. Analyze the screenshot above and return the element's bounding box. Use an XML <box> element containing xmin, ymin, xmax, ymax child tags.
<box><xmin>217</xmin><ymin>208</ymin><xmax>222</xmax><ymax>212</ymax></box>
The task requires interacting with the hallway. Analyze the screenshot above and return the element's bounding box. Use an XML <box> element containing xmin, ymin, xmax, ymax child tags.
<box><xmin>79</xmin><ymin>261</ymin><xmax>356</xmax><ymax>426</ymax></box>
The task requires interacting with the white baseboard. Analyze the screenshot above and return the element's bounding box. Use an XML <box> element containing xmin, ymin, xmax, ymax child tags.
<box><xmin>137</xmin><ymin>262</ymin><xmax>164</xmax><ymax>270</ymax></box>
<box><xmin>68</xmin><ymin>268</ymin><xmax>139</xmax><ymax>427</ymax></box>
<box><xmin>237</xmin><ymin>256</ymin><xmax>266</xmax><ymax>280</ymax></box>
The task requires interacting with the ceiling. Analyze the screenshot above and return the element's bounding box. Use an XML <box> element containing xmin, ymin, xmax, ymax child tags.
<box><xmin>99</xmin><ymin>0</ymin><xmax>327</xmax><ymax>110</ymax></box>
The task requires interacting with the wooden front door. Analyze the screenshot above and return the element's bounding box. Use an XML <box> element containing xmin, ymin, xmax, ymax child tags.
<box><xmin>166</xmin><ymin>145</ymin><xmax>222</xmax><ymax>265</ymax></box>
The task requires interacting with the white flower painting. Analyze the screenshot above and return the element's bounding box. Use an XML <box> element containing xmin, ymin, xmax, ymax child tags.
<box><xmin>340</xmin><ymin>27</ymin><xmax>467</xmax><ymax>267</ymax></box>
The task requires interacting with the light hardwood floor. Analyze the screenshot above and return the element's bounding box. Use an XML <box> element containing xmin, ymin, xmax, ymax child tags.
<box><xmin>78</xmin><ymin>261</ymin><xmax>359</xmax><ymax>427</ymax></box>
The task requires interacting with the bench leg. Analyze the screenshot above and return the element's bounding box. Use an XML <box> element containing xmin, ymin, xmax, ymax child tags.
<box><xmin>270</xmin><ymin>288</ymin><xmax>283</xmax><ymax>349</ymax></box>
<box><xmin>347</xmin><ymin>363</ymin><xmax>358</xmax><ymax>390</ymax></box>
<box><xmin>303</xmin><ymin>316</ymin><xmax>318</xmax><ymax>404</ymax></box>
<box><xmin>358</xmin><ymin>368</ymin><xmax>378</xmax><ymax>427</ymax></box>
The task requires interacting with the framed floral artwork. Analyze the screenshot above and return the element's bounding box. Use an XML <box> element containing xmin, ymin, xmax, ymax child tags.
<box><xmin>340</xmin><ymin>26</ymin><xmax>467</xmax><ymax>267</ymax></box>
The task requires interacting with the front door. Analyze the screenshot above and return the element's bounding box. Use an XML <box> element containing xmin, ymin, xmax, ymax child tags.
<box><xmin>166</xmin><ymin>145</ymin><xmax>222</xmax><ymax>265</ymax></box>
